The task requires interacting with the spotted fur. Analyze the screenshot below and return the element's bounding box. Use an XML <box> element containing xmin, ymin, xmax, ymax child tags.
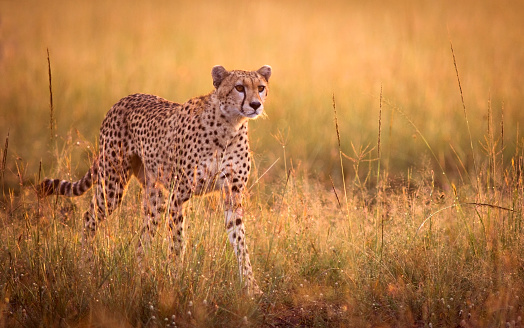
<box><xmin>38</xmin><ymin>65</ymin><xmax>272</xmax><ymax>295</ymax></box>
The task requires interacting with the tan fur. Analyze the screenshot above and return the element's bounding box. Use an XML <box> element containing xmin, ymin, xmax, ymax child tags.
<box><xmin>39</xmin><ymin>65</ymin><xmax>272</xmax><ymax>295</ymax></box>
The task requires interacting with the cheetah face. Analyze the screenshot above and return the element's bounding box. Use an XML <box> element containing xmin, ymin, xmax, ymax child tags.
<box><xmin>212</xmin><ymin>65</ymin><xmax>271</xmax><ymax>120</ymax></box>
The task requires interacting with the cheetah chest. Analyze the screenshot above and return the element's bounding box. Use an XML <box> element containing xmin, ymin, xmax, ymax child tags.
<box><xmin>191</xmin><ymin>147</ymin><xmax>248</xmax><ymax>196</ymax></box>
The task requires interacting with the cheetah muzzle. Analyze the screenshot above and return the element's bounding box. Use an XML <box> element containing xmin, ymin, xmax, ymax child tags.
<box><xmin>38</xmin><ymin>65</ymin><xmax>272</xmax><ymax>296</ymax></box>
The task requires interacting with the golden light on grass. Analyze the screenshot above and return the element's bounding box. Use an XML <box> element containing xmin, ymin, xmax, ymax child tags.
<box><xmin>1</xmin><ymin>0</ymin><xmax>523</xmax><ymax>327</ymax></box>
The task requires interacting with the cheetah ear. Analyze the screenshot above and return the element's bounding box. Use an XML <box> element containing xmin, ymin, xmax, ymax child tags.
<box><xmin>212</xmin><ymin>65</ymin><xmax>229</xmax><ymax>89</ymax></box>
<box><xmin>257</xmin><ymin>65</ymin><xmax>272</xmax><ymax>82</ymax></box>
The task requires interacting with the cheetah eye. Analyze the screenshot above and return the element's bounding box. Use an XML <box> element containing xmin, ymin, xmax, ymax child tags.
<box><xmin>258</xmin><ymin>86</ymin><xmax>265</xmax><ymax>93</ymax></box>
<box><xmin>235</xmin><ymin>85</ymin><xmax>245</xmax><ymax>92</ymax></box>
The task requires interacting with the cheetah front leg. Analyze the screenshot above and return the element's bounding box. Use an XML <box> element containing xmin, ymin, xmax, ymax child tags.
<box><xmin>224</xmin><ymin>202</ymin><xmax>261</xmax><ymax>296</ymax></box>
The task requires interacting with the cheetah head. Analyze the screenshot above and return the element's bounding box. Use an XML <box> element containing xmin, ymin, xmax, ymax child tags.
<box><xmin>212</xmin><ymin>65</ymin><xmax>271</xmax><ymax>121</ymax></box>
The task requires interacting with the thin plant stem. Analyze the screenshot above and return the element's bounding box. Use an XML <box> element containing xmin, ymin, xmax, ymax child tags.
<box><xmin>47</xmin><ymin>48</ymin><xmax>55</xmax><ymax>142</ymax></box>
<box><xmin>377</xmin><ymin>84</ymin><xmax>384</xmax><ymax>259</ymax></box>
<box><xmin>450</xmin><ymin>41</ymin><xmax>479</xmax><ymax>194</ymax></box>
<box><xmin>383</xmin><ymin>98</ymin><xmax>450</xmax><ymax>188</ymax></box>
<box><xmin>377</xmin><ymin>84</ymin><xmax>382</xmax><ymax>186</ymax></box>
<box><xmin>332</xmin><ymin>93</ymin><xmax>351</xmax><ymax>235</ymax></box>
<box><xmin>1</xmin><ymin>132</ymin><xmax>8</xmax><ymax>196</ymax></box>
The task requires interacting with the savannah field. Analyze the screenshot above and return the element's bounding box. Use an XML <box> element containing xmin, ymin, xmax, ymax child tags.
<box><xmin>1</xmin><ymin>0</ymin><xmax>524</xmax><ymax>327</ymax></box>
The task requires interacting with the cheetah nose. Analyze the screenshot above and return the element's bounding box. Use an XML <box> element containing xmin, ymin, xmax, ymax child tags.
<box><xmin>249</xmin><ymin>101</ymin><xmax>261</xmax><ymax>110</ymax></box>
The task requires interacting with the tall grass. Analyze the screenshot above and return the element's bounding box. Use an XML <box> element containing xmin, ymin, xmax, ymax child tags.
<box><xmin>1</xmin><ymin>129</ymin><xmax>522</xmax><ymax>326</ymax></box>
<box><xmin>1</xmin><ymin>0</ymin><xmax>524</xmax><ymax>326</ymax></box>
<box><xmin>2</xmin><ymin>0</ymin><xmax>524</xmax><ymax>191</ymax></box>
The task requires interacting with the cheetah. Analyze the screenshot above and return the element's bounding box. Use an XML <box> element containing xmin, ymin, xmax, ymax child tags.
<box><xmin>38</xmin><ymin>65</ymin><xmax>272</xmax><ymax>295</ymax></box>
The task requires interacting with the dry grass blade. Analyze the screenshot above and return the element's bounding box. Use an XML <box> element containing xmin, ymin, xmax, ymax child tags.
<box><xmin>1</xmin><ymin>132</ymin><xmax>9</xmax><ymax>194</ymax></box>
<box><xmin>332</xmin><ymin>93</ymin><xmax>350</xmax><ymax>222</ymax></box>
<box><xmin>450</xmin><ymin>40</ymin><xmax>479</xmax><ymax>192</ymax></box>
<box><xmin>501</xmin><ymin>100</ymin><xmax>505</xmax><ymax>168</ymax></box>
<box><xmin>377</xmin><ymin>84</ymin><xmax>383</xmax><ymax>162</ymax></box>
<box><xmin>329</xmin><ymin>175</ymin><xmax>342</xmax><ymax>209</ymax></box>
<box><xmin>248</xmin><ymin>158</ymin><xmax>279</xmax><ymax>191</ymax></box>
<box><xmin>417</xmin><ymin>201</ymin><xmax>515</xmax><ymax>236</ymax></box>
<box><xmin>47</xmin><ymin>48</ymin><xmax>55</xmax><ymax>141</ymax></box>
<box><xmin>383</xmin><ymin>98</ymin><xmax>449</xmax><ymax>186</ymax></box>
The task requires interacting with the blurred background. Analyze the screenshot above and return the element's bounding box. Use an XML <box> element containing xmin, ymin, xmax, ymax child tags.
<box><xmin>1</xmin><ymin>0</ymin><xmax>523</xmax><ymax>194</ymax></box>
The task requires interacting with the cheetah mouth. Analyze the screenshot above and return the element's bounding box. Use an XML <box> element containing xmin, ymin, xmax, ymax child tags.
<box><xmin>242</xmin><ymin>109</ymin><xmax>263</xmax><ymax>119</ymax></box>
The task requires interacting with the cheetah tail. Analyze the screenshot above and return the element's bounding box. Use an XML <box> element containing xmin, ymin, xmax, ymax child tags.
<box><xmin>38</xmin><ymin>160</ymin><xmax>98</xmax><ymax>198</ymax></box>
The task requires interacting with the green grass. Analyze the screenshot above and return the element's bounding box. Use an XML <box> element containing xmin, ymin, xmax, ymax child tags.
<box><xmin>1</xmin><ymin>0</ymin><xmax>524</xmax><ymax>326</ymax></box>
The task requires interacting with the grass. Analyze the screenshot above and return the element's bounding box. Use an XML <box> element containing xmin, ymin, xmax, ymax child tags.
<box><xmin>1</xmin><ymin>0</ymin><xmax>524</xmax><ymax>326</ymax></box>
<box><xmin>1</xmin><ymin>141</ymin><xmax>523</xmax><ymax>327</ymax></box>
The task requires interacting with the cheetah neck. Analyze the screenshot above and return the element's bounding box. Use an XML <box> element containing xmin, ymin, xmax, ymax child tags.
<box><xmin>208</xmin><ymin>92</ymin><xmax>250</xmax><ymax>132</ymax></box>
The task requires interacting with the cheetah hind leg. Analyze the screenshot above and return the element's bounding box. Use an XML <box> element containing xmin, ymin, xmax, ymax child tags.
<box><xmin>167</xmin><ymin>202</ymin><xmax>186</xmax><ymax>259</ymax></box>
<box><xmin>137</xmin><ymin>184</ymin><xmax>166</xmax><ymax>263</ymax></box>
<box><xmin>81</xmin><ymin>175</ymin><xmax>126</xmax><ymax>262</ymax></box>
